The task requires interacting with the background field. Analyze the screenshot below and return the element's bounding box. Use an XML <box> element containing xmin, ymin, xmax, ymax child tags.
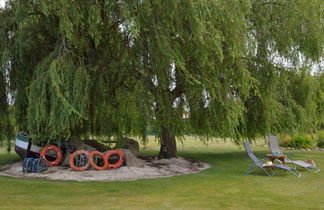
<box><xmin>1</xmin><ymin>137</ymin><xmax>324</xmax><ymax>210</ymax></box>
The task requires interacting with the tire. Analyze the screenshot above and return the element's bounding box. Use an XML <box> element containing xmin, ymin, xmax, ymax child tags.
<box><xmin>40</xmin><ymin>145</ymin><xmax>63</xmax><ymax>167</ymax></box>
<box><xmin>104</xmin><ymin>149</ymin><xmax>125</xmax><ymax>169</ymax></box>
<box><xmin>89</xmin><ymin>151</ymin><xmax>108</xmax><ymax>170</ymax></box>
<box><xmin>69</xmin><ymin>150</ymin><xmax>90</xmax><ymax>171</ymax></box>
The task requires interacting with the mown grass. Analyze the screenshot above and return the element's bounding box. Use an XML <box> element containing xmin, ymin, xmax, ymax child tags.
<box><xmin>0</xmin><ymin>144</ymin><xmax>20</xmax><ymax>170</ymax></box>
<box><xmin>0</xmin><ymin>137</ymin><xmax>324</xmax><ymax>210</ymax></box>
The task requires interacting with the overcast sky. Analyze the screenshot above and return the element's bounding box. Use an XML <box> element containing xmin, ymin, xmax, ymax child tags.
<box><xmin>0</xmin><ymin>0</ymin><xmax>6</xmax><ymax>8</ymax></box>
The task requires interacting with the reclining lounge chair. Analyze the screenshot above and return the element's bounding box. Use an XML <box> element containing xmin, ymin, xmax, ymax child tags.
<box><xmin>244</xmin><ymin>141</ymin><xmax>301</xmax><ymax>177</ymax></box>
<box><xmin>268</xmin><ymin>136</ymin><xmax>320</xmax><ymax>173</ymax></box>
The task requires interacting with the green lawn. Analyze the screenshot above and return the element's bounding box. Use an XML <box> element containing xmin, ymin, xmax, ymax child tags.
<box><xmin>1</xmin><ymin>137</ymin><xmax>324</xmax><ymax>210</ymax></box>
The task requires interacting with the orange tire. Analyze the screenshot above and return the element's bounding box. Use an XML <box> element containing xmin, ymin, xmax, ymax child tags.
<box><xmin>69</xmin><ymin>150</ymin><xmax>90</xmax><ymax>171</ymax></box>
<box><xmin>40</xmin><ymin>145</ymin><xmax>63</xmax><ymax>167</ymax></box>
<box><xmin>104</xmin><ymin>149</ymin><xmax>125</xmax><ymax>169</ymax></box>
<box><xmin>89</xmin><ymin>151</ymin><xmax>108</xmax><ymax>171</ymax></box>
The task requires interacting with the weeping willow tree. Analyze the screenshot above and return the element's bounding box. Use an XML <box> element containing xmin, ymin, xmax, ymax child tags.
<box><xmin>241</xmin><ymin>0</ymin><xmax>324</xmax><ymax>138</ymax></box>
<box><xmin>0</xmin><ymin>5</ymin><xmax>13</xmax><ymax>151</ymax></box>
<box><xmin>0</xmin><ymin>0</ymin><xmax>323</xmax><ymax>157</ymax></box>
<box><xmin>0</xmin><ymin>66</ymin><xmax>12</xmax><ymax>151</ymax></box>
<box><xmin>316</xmin><ymin>71</ymin><xmax>324</xmax><ymax>129</ymax></box>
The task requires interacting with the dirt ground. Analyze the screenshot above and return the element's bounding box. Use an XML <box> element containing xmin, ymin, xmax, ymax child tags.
<box><xmin>0</xmin><ymin>156</ymin><xmax>211</xmax><ymax>182</ymax></box>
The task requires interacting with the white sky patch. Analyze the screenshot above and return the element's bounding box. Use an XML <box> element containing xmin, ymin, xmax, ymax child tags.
<box><xmin>152</xmin><ymin>75</ymin><xmax>158</xmax><ymax>87</ymax></box>
<box><xmin>0</xmin><ymin>0</ymin><xmax>7</xmax><ymax>8</ymax></box>
<box><xmin>169</xmin><ymin>63</ymin><xmax>176</xmax><ymax>91</ymax></box>
<box><xmin>269</xmin><ymin>51</ymin><xmax>323</xmax><ymax>75</ymax></box>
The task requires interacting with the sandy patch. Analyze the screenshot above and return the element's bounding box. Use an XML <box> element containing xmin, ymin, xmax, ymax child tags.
<box><xmin>0</xmin><ymin>156</ymin><xmax>211</xmax><ymax>182</ymax></box>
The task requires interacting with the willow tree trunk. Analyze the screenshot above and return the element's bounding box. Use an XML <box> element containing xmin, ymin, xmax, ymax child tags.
<box><xmin>158</xmin><ymin>127</ymin><xmax>177</xmax><ymax>159</ymax></box>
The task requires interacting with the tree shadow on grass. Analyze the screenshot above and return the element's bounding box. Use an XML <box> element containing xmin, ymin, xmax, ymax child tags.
<box><xmin>0</xmin><ymin>153</ymin><xmax>20</xmax><ymax>171</ymax></box>
<box><xmin>179</xmin><ymin>151</ymin><xmax>297</xmax><ymax>177</ymax></box>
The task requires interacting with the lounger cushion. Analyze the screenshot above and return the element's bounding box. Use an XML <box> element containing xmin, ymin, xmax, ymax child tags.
<box><xmin>286</xmin><ymin>160</ymin><xmax>316</xmax><ymax>169</ymax></box>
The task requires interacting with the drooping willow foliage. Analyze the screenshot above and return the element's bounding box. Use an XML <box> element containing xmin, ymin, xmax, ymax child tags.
<box><xmin>0</xmin><ymin>0</ymin><xmax>323</xmax><ymax>154</ymax></box>
<box><xmin>0</xmin><ymin>5</ymin><xmax>13</xmax><ymax>151</ymax></box>
<box><xmin>0</xmin><ymin>64</ymin><xmax>12</xmax><ymax>151</ymax></box>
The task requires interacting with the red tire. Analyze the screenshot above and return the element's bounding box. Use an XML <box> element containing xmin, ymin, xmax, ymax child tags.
<box><xmin>40</xmin><ymin>145</ymin><xmax>63</xmax><ymax>167</ymax></box>
<box><xmin>69</xmin><ymin>150</ymin><xmax>90</xmax><ymax>171</ymax></box>
<box><xmin>104</xmin><ymin>149</ymin><xmax>125</xmax><ymax>169</ymax></box>
<box><xmin>89</xmin><ymin>151</ymin><xmax>108</xmax><ymax>171</ymax></box>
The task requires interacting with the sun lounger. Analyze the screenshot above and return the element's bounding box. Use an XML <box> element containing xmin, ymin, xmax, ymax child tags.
<box><xmin>268</xmin><ymin>136</ymin><xmax>320</xmax><ymax>173</ymax></box>
<box><xmin>244</xmin><ymin>141</ymin><xmax>301</xmax><ymax>177</ymax></box>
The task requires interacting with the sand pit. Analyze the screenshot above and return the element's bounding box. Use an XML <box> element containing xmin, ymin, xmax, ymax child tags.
<box><xmin>0</xmin><ymin>156</ymin><xmax>211</xmax><ymax>182</ymax></box>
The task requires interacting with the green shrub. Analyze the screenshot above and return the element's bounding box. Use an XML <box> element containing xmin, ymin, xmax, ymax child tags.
<box><xmin>317</xmin><ymin>131</ymin><xmax>324</xmax><ymax>148</ymax></box>
<box><xmin>288</xmin><ymin>136</ymin><xmax>314</xmax><ymax>149</ymax></box>
<box><xmin>318</xmin><ymin>139</ymin><xmax>324</xmax><ymax>148</ymax></box>
<box><xmin>279</xmin><ymin>135</ymin><xmax>292</xmax><ymax>147</ymax></box>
